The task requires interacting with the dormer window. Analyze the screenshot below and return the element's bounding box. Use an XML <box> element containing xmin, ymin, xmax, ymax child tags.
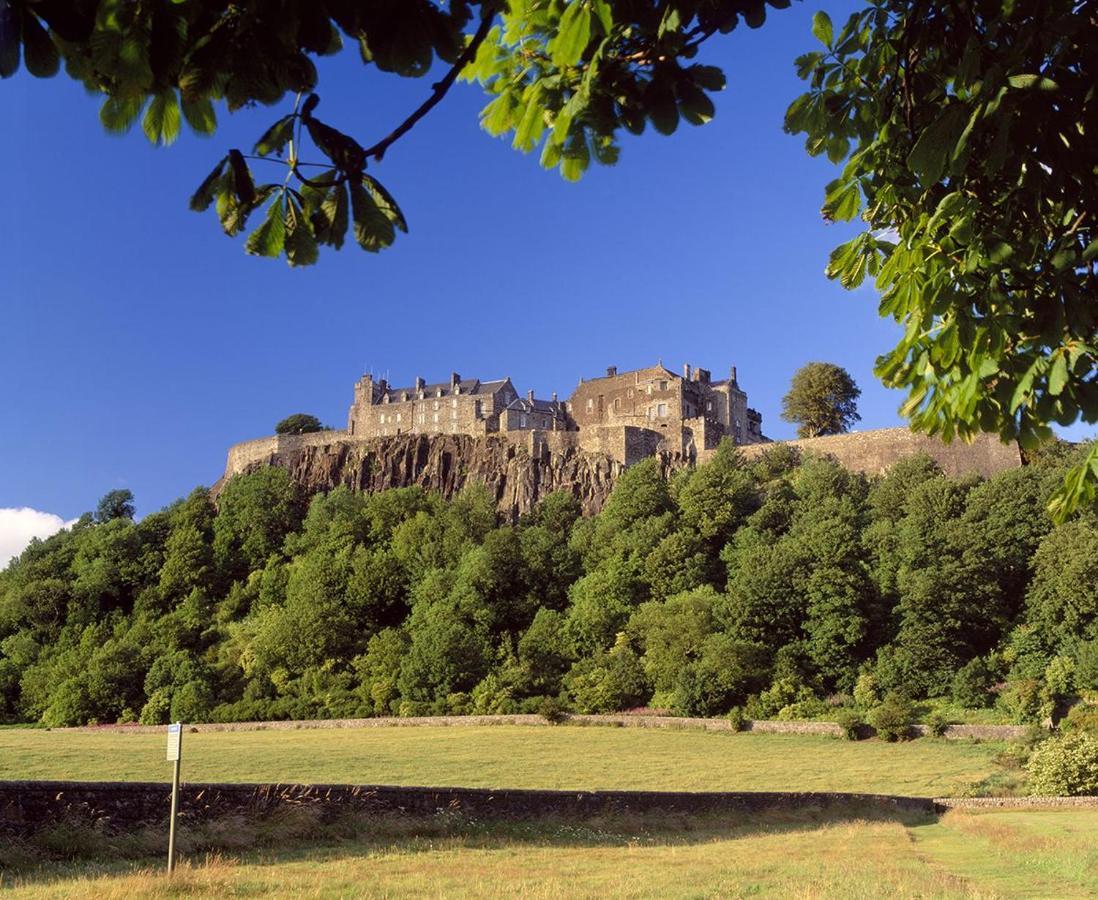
<box><xmin>436</xmin><ymin>388</ymin><xmax>443</xmax><ymax>397</ymax></box>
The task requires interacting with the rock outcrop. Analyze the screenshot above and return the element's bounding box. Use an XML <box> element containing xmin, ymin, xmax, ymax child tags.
<box><xmin>216</xmin><ymin>432</ymin><xmax>682</xmax><ymax>520</ymax></box>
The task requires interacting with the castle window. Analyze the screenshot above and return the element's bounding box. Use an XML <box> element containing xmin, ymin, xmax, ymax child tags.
<box><xmin>396</xmin><ymin>413</ymin><xmax>402</xmax><ymax>422</ymax></box>
<box><xmin>613</xmin><ymin>398</ymin><xmax>620</xmax><ymax>412</ymax></box>
<box><xmin>436</xmin><ymin>388</ymin><xmax>443</xmax><ymax>397</ymax></box>
<box><xmin>520</xmin><ymin>414</ymin><xmax>527</xmax><ymax>428</ymax></box>
<box><xmin>434</xmin><ymin>401</ymin><xmax>440</xmax><ymax>410</ymax></box>
<box><xmin>451</xmin><ymin>410</ymin><xmax>457</xmax><ymax>420</ymax></box>
<box><xmin>379</xmin><ymin>414</ymin><xmax>386</xmax><ymax>424</ymax></box>
<box><xmin>433</xmin><ymin>412</ymin><xmax>439</xmax><ymax>423</ymax></box>
<box><xmin>657</xmin><ymin>403</ymin><xmax>667</xmax><ymax>417</ymax></box>
<box><xmin>659</xmin><ymin>380</ymin><xmax>668</xmax><ymax>392</ymax></box>
<box><xmin>474</xmin><ymin>401</ymin><xmax>483</xmax><ymax>417</ymax></box>
<box><xmin>452</xmin><ymin>398</ymin><xmax>457</xmax><ymax>407</ymax></box>
<box><xmin>586</xmin><ymin>398</ymin><xmax>593</xmax><ymax>411</ymax></box>
<box><xmin>707</xmin><ymin>401</ymin><xmax>713</xmax><ymax>411</ymax></box>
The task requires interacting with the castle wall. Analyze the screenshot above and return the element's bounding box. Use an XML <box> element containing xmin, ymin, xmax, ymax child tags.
<box><xmin>736</xmin><ymin>429</ymin><xmax>1021</xmax><ymax>479</ymax></box>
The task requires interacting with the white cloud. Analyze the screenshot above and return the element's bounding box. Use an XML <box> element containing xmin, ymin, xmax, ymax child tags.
<box><xmin>0</xmin><ymin>508</ymin><xmax>79</xmax><ymax>569</ymax></box>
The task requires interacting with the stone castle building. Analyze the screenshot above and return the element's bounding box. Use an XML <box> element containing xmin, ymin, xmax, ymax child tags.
<box><xmin>345</xmin><ymin>361</ymin><xmax>765</xmax><ymax>461</ymax></box>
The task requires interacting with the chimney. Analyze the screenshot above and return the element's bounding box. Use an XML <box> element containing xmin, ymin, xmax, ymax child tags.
<box><xmin>551</xmin><ymin>391</ymin><xmax>558</xmax><ymax>404</ymax></box>
<box><xmin>450</xmin><ymin>372</ymin><xmax>460</xmax><ymax>389</ymax></box>
<box><xmin>730</xmin><ymin>366</ymin><xmax>738</xmax><ymax>385</ymax></box>
<box><xmin>527</xmin><ymin>389</ymin><xmax>535</xmax><ymax>403</ymax></box>
<box><xmin>606</xmin><ymin>365</ymin><xmax>617</xmax><ymax>377</ymax></box>
<box><xmin>414</xmin><ymin>376</ymin><xmax>425</xmax><ymax>391</ymax></box>
<box><xmin>683</xmin><ymin>363</ymin><xmax>692</xmax><ymax>380</ymax></box>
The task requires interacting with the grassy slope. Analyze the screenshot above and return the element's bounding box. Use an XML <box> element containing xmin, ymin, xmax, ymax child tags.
<box><xmin>0</xmin><ymin>725</ymin><xmax>1008</xmax><ymax>796</ymax></box>
<box><xmin>5</xmin><ymin>808</ymin><xmax>1098</xmax><ymax>898</ymax></box>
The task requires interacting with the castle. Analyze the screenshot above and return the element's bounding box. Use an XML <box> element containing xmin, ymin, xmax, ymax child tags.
<box><xmin>219</xmin><ymin>359</ymin><xmax>1022</xmax><ymax>520</ymax></box>
<box><xmin>345</xmin><ymin>361</ymin><xmax>766</xmax><ymax>462</ymax></box>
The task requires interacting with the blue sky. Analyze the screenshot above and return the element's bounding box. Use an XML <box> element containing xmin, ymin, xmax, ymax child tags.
<box><xmin>1</xmin><ymin>0</ymin><xmax>1088</xmax><ymax>545</ymax></box>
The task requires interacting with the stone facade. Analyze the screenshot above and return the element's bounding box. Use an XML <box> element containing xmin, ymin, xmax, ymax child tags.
<box><xmin>347</xmin><ymin>373</ymin><xmax>569</xmax><ymax>439</ymax></box>
<box><xmin>568</xmin><ymin>363</ymin><xmax>765</xmax><ymax>460</ymax></box>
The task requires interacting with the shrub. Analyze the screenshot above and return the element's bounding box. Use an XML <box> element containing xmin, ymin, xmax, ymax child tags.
<box><xmin>853</xmin><ymin>672</ymin><xmax>880</xmax><ymax>710</ymax></box>
<box><xmin>868</xmin><ymin>693</ymin><xmax>915</xmax><ymax>742</ymax></box>
<box><xmin>834</xmin><ymin>708</ymin><xmax>864</xmax><ymax>741</ymax></box>
<box><xmin>726</xmin><ymin>706</ymin><xmax>747</xmax><ymax>732</ymax></box>
<box><xmin>998</xmin><ymin>678</ymin><xmax>1047</xmax><ymax>724</ymax></box>
<box><xmin>1025</xmin><ymin>732</ymin><xmax>1098</xmax><ymax>796</ymax></box>
<box><xmin>925</xmin><ymin>709</ymin><xmax>951</xmax><ymax>737</ymax></box>
<box><xmin>776</xmin><ymin>697</ymin><xmax>828</xmax><ymax>721</ymax></box>
<box><xmin>1061</xmin><ymin>703</ymin><xmax>1098</xmax><ymax>736</ymax></box>
<box><xmin>536</xmin><ymin>695</ymin><xmax>569</xmax><ymax>724</ymax></box>
<box><xmin>951</xmin><ymin>656</ymin><xmax>998</xmax><ymax>708</ymax></box>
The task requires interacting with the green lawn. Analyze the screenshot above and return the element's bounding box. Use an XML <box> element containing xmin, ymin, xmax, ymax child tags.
<box><xmin>0</xmin><ymin>724</ymin><xmax>1009</xmax><ymax>796</ymax></box>
<box><xmin>4</xmin><ymin>807</ymin><xmax>1097</xmax><ymax>898</ymax></box>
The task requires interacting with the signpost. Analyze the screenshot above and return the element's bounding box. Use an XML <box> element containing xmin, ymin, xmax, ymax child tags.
<box><xmin>166</xmin><ymin>722</ymin><xmax>183</xmax><ymax>875</ymax></box>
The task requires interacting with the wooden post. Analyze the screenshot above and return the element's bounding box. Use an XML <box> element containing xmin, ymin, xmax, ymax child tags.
<box><xmin>166</xmin><ymin>722</ymin><xmax>183</xmax><ymax>875</ymax></box>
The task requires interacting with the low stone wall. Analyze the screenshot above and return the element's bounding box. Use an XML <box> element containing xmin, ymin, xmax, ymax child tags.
<box><xmin>57</xmin><ymin>714</ymin><xmax>1027</xmax><ymax>741</ymax></box>
<box><xmin>935</xmin><ymin>796</ymin><xmax>1098</xmax><ymax>810</ymax></box>
<box><xmin>0</xmin><ymin>781</ymin><xmax>936</xmax><ymax>837</ymax></box>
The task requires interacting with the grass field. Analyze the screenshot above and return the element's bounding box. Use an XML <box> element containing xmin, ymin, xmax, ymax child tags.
<box><xmin>4</xmin><ymin>806</ymin><xmax>1097</xmax><ymax>898</ymax></box>
<box><xmin>0</xmin><ymin>725</ymin><xmax>1013</xmax><ymax>796</ymax></box>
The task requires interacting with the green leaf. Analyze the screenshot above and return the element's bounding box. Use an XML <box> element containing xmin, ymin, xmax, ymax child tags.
<box><xmin>142</xmin><ymin>90</ymin><xmax>181</xmax><ymax>146</ymax></box>
<box><xmin>591</xmin><ymin>0</ymin><xmax>613</xmax><ymax>35</ymax></box>
<box><xmin>677</xmin><ymin>82</ymin><xmax>715</xmax><ymax>126</ymax></box>
<box><xmin>1008</xmin><ymin>74</ymin><xmax>1057</xmax><ymax>91</ymax></box>
<box><xmin>284</xmin><ymin>197</ymin><xmax>319</xmax><ymax>267</ymax></box>
<box><xmin>811</xmin><ymin>11</ymin><xmax>833</xmax><ymax>48</ymax></box>
<box><xmin>906</xmin><ymin>105</ymin><xmax>967</xmax><ymax>185</ymax></box>
<box><xmin>0</xmin><ymin>0</ymin><xmax>20</xmax><ymax>78</ymax></box>
<box><xmin>363</xmin><ymin>175</ymin><xmax>407</xmax><ymax>233</ymax></box>
<box><xmin>181</xmin><ymin>97</ymin><xmax>217</xmax><ymax>135</ymax></box>
<box><xmin>349</xmin><ymin>178</ymin><xmax>395</xmax><ymax>252</ymax></box>
<box><xmin>189</xmin><ymin>157</ymin><xmax>227</xmax><ymax>212</ymax></box>
<box><xmin>99</xmin><ymin>95</ymin><xmax>145</xmax><ymax>134</ymax></box>
<box><xmin>1082</xmin><ymin>239</ymin><xmax>1098</xmax><ymax>263</ymax></box>
<box><xmin>513</xmin><ymin>85</ymin><xmax>547</xmax><ymax>152</ymax></box>
<box><xmin>22</xmin><ymin>12</ymin><xmax>59</xmax><ymax>77</ymax></box>
<box><xmin>316</xmin><ymin>182</ymin><xmax>349</xmax><ymax>249</ymax></box>
<box><xmin>228</xmin><ymin>149</ymin><xmax>256</xmax><ymax>205</ymax></box>
<box><xmin>822</xmin><ymin>179</ymin><xmax>861</xmax><ymax>222</ymax></box>
<box><xmin>1048</xmin><ymin>354</ymin><xmax>1069</xmax><ymax>396</ymax></box>
<box><xmin>645</xmin><ymin>79</ymin><xmax>679</xmax><ymax>136</ymax></box>
<box><xmin>254</xmin><ymin>114</ymin><xmax>296</xmax><ymax>157</ymax></box>
<box><xmin>244</xmin><ymin>193</ymin><xmax>286</xmax><ymax>258</ymax></box>
<box><xmin>688</xmin><ymin>65</ymin><xmax>726</xmax><ymax>92</ymax></box>
<box><xmin>550</xmin><ymin>2</ymin><xmax>592</xmax><ymax>67</ymax></box>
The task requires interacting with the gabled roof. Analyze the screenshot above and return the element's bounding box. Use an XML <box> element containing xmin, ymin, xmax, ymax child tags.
<box><xmin>382</xmin><ymin>377</ymin><xmax>511</xmax><ymax>400</ymax></box>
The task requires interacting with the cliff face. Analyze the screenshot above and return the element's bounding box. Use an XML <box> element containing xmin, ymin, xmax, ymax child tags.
<box><xmin>219</xmin><ymin>432</ymin><xmax>677</xmax><ymax>520</ymax></box>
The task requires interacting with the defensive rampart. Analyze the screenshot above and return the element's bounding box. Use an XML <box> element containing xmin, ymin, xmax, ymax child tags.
<box><xmin>737</xmin><ymin>428</ymin><xmax>1021</xmax><ymax>479</ymax></box>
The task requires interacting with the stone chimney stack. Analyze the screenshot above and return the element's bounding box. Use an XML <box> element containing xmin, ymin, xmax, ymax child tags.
<box><xmin>730</xmin><ymin>366</ymin><xmax>738</xmax><ymax>385</ymax></box>
<box><xmin>527</xmin><ymin>389</ymin><xmax>535</xmax><ymax>403</ymax></box>
<box><xmin>684</xmin><ymin>363</ymin><xmax>692</xmax><ymax>380</ymax></box>
<box><xmin>606</xmin><ymin>365</ymin><xmax>617</xmax><ymax>377</ymax></box>
<box><xmin>450</xmin><ymin>372</ymin><xmax>460</xmax><ymax>389</ymax></box>
<box><xmin>414</xmin><ymin>376</ymin><xmax>425</xmax><ymax>391</ymax></box>
<box><xmin>551</xmin><ymin>392</ymin><xmax>558</xmax><ymax>404</ymax></box>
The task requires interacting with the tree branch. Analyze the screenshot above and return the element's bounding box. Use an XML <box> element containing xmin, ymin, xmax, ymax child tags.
<box><xmin>362</xmin><ymin>13</ymin><xmax>496</xmax><ymax>162</ymax></box>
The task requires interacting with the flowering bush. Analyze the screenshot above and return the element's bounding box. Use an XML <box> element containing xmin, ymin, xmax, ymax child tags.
<box><xmin>1025</xmin><ymin>732</ymin><xmax>1098</xmax><ymax>796</ymax></box>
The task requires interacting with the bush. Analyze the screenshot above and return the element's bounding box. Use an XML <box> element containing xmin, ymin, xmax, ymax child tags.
<box><xmin>726</xmin><ymin>706</ymin><xmax>747</xmax><ymax>732</ymax></box>
<box><xmin>868</xmin><ymin>693</ymin><xmax>915</xmax><ymax>742</ymax></box>
<box><xmin>951</xmin><ymin>656</ymin><xmax>998</xmax><ymax>708</ymax></box>
<box><xmin>852</xmin><ymin>672</ymin><xmax>880</xmax><ymax>710</ymax></box>
<box><xmin>1025</xmin><ymin>732</ymin><xmax>1098</xmax><ymax>796</ymax></box>
<box><xmin>536</xmin><ymin>695</ymin><xmax>569</xmax><ymax>724</ymax></box>
<box><xmin>834</xmin><ymin>708</ymin><xmax>864</xmax><ymax>741</ymax></box>
<box><xmin>998</xmin><ymin>678</ymin><xmax>1047</xmax><ymax>724</ymax></box>
<box><xmin>925</xmin><ymin>709</ymin><xmax>951</xmax><ymax>737</ymax></box>
<box><xmin>1061</xmin><ymin>703</ymin><xmax>1098</xmax><ymax>736</ymax></box>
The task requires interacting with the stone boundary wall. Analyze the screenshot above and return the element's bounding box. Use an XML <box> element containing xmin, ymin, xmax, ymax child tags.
<box><xmin>56</xmin><ymin>714</ymin><xmax>1028</xmax><ymax>741</ymax></box>
<box><xmin>738</xmin><ymin>428</ymin><xmax>1021</xmax><ymax>479</ymax></box>
<box><xmin>224</xmin><ymin>430</ymin><xmax>353</xmax><ymax>477</ymax></box>
<box><xmin>0</xmin><ymin>781</ymin><xmax>936</xmax><ymax>836</ymax></box>
<box><xmin>934</xmin><ymin>796</ymin><xmax>1098</xmax><ymax>810</ymax></box>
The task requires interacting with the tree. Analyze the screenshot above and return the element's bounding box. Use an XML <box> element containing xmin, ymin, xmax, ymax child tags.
<box><xmin>786</xmin><ymin>1</ymin><xmax>1097</xmax><ymax>518</ymax></box>
<box><xmin>96</xmin><ymin>489</ymin><xmax>135</xmax><ymax>523</ymax></box>
<box><xmin>274</xmin><ymin>414</ymin><xmax>325</xmax><ymax>435</ymax></box>
<box><xmin>780</xmin><ymin>363</ymin><xmax>861</xmax><ymax>438</ymax></box>
<box><xmin>0</xmin><ymin>0</ymin><xmax>785</xmax><ymax>266</ymax></box>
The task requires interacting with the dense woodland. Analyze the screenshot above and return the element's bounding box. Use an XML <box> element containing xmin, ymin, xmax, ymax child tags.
<box><xmin>2</xmin><ymin>441</ymin><xmax>1097</xmax><ymax>729</ymax></box>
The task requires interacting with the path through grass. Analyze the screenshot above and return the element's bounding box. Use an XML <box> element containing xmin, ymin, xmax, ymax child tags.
<box><xmin>0</xmin><ymin>725</ymin><xmax>1007</xmax><ymax>796</ymax></box>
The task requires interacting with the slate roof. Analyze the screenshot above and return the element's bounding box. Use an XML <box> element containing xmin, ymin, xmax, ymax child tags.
<box><xmin>382</xmin><ymin>377</ymin><xmax>511</xmax><ymax>401</ymax></box>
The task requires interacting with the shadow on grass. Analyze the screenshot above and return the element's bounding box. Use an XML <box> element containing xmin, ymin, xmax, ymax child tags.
<box><xmin>1</xmin><ymin>802</ymin><xmax>938</xmax><ymax>889</ymax></box>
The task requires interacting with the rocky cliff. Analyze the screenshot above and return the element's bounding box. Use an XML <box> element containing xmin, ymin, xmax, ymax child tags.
<box><xmin>215</xmin><ymin>427</ymin><xmax>1022</xmax><ymax>520</ymax></box>
<box><xmin>216</xmin><ymin>432</ymin><xmax>677</xmax><ymax>520</ymax></box>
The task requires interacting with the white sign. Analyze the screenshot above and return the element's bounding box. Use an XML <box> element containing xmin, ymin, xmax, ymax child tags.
<box><xmin>166</xmin><ymin>722</ymin><xmax>182</xmax><ymax>762</ymax></box>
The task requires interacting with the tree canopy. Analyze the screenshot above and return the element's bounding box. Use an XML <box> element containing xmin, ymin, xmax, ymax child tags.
<box><xmin>275</xmin><ymin>413</ymin><xmax>326</xmax><ymax>435</ymax></box>
<box><xmin>780</xmin><ymin>362</ymin><xmax>862</xmax><ymax>438</ymax></box>
<box><xmin>2</xmin><ymin>444</ymin><xmax>1095</xmax><ymax>728</ymax></box>
<box><xmin>3</xmin><ymin>0</ymin><xmax>1095</xmax><ymax>516</ymax></box>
